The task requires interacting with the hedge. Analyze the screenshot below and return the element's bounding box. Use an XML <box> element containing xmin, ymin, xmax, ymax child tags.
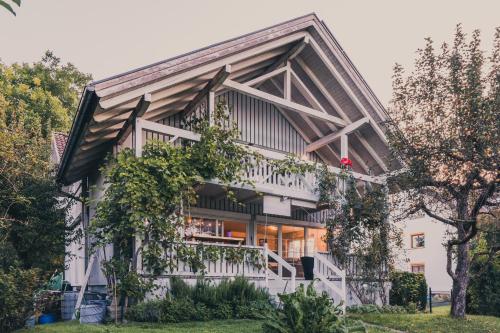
<box><xmin>389</xmin><ymin>271</ymin><xmax>427</xmax><ymax>311</ymax></box>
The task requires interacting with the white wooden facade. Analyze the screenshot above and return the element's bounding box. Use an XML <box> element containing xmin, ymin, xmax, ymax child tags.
<box><xmin>55</xmin><ymin>14</ymin><xmax>397</xmax><ymax>308</ymax></box>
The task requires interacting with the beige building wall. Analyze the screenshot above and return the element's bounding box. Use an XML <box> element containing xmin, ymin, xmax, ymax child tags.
<box><xmin>395</xmin><ymin>215</ymin><xmax>454</xmax><ymax>292</ymax></box>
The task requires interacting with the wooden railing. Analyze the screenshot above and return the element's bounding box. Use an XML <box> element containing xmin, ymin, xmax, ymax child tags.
<box><xmin>135</xmin><ymin>119</ymin><xmax>384</xmax><ymax>203</ymax></box>
<box><xmin>245</xmin><ymin>156</ymin><xmax>318</xmax><ymax>201</ymax></box>
<box><xmin>314</xmin><ymin>252</ymin><xmax>346</xmax><ymax>313</ymax></box>
<box><xmin>264</xmin><ymin>243</ymin><xmax>296</xmax><ymax>292</ymax></box>
<box><xmin>161</xmin><ymin>242</ymin><xmax>266</xmax><ymax>279</ymax></box>
<box><xmin>320</xmin><ymin>252</ymin><xmax>388</xmax><ymax>279</ymax></box>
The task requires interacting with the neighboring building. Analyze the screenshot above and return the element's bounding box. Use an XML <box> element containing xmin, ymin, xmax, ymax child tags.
<box><xmin>396</xmin><ymin>214</ymin><xmax>453</xmax><ymax>293</ymax></box>
<box><xmin>54</xmin><ymin>14</ymin><xmax>399</xmax><ymax>307</ymax></box>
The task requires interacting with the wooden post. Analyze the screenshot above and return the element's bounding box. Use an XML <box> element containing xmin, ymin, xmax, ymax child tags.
<box><xmin>208</xmin><ymin>90</ymin><xmax>215</xmax><ymax>126</ymax></box>
<box><xmin>284</xmin><ymin>62</ymin><xmax>291</xmax><ymax>100</ymax></box>
<box><xmin>340</xmin><ymin>133</ymin><xmax>348</xmax><ymax>158</ymax></box>
<box><xmin>429</xmin><ymin>287</ymin><xmax>433</xmax><ymax>313</ymax></box>
<box><xmin>278</xmin><ymin>224</ymin><xmax>283</xmax><ymax>278</ymax></box>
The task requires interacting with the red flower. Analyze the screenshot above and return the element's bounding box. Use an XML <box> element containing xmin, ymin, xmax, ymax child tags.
<box><xmin>340</xmin><ymin>157</ymin><xmax>352</xmax><ymax>168</ymax></box>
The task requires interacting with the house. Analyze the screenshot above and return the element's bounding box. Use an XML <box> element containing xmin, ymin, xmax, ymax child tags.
<box><xmin>55</xmin><ymin>13</ymin><xmax>398</xmax><ymax>308</ymax></box>
<box><xmin>395</xmin><ymin>213</ymin><xmax>454</xmax><ymax>294</ymax></box>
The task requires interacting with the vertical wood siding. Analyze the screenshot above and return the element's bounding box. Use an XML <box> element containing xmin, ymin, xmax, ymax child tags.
<box><xmin>156</xmin><ymin>90</ymin><xmax>320</xmax><ymax>161</ymax></box>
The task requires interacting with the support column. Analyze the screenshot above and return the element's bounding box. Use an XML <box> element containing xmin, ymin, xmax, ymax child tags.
<box><xmin>278</xmin><ymin>224</ymin><xmax>283</xmax><ymax>277</ymax></box>
<box><xmin>208</xmin><ymin>91</ymin><xmax>215</xmax><ymax>126</ymax></box>
<box><xmin>284</xmin><ymin>62</ymin><xmax>291</xmax><ymax>100</ymax></box>
<box><xmin>134</xmin><ymin>118</ymin><xmax>143</xmax><ymax>157</ymax></box>
<box><xmin>340</xmin><ymin>133</ymin><xmax>348</xmax><ymax>158</ymax></box>
<box><xmin>304</xmin><ymin>227</ymin><xmax>310</xmax><ymax>257</ymax></box>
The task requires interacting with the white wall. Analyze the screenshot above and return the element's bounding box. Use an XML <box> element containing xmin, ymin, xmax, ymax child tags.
<box><xmin>395</xmin><ymin>215</ymin><xmax>453</xmax><ymax>292</ymax></box>
<box><xmin>63</xmin><ymin>181</ymin><xmax>86</xmax><ymax>288</ymax></box>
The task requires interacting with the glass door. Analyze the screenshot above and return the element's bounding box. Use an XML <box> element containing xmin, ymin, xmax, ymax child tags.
<box><xmin>282</xmin><ymin>225</ymin><xmax>305</xmax><ymax>277</ymax></box>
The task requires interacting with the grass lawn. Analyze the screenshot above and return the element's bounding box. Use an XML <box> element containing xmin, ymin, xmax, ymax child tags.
<box><xmin>21</xmin><ymin>319</ymin><xmax>263</xmax><ymax>333</ymax></box>
<box><xmin>349</xmin><ymin>306</ymin><xmax>500</xmax><ymax>333</ymax></box>
<box><xmin>20</xmin><ymin>319</ymin><xmax>392</xmax><ymax>333</ymax></box>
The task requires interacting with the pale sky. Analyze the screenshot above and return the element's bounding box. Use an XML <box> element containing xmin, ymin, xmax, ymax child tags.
<box><xmin>1</xmin><ymin>0</ymin><xmax>499</xmax><ymax>105</ymax></box>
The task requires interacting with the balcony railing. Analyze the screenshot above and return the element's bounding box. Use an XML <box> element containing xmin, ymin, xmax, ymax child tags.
<box><xmin>136</xmin><ymin>119</ymin><xmax>384</xmax><ymax>203</ymax></box>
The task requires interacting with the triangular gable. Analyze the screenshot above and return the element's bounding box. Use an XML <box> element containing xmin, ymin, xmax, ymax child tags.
<box><xmin>58</xmin><ymin>13</ymin><xmax>396</xmax><ymax>185</ymax></box>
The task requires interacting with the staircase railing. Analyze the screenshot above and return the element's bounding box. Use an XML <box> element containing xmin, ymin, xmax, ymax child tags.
<box><xmin>313</xmin><ymin>252</ymin><xmax>346</xmax><ymax>314</ymax></box>
<box><xmin>264</xmin><ymin>243</ymin><xmax>296</xmax><ymax>292</ymax></box>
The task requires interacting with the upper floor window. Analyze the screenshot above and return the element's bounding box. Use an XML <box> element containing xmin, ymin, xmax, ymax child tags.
<box><xmin>411</xmin><ymin>233</ymin><xmax>425</xmax><ymax>249</ymax></box>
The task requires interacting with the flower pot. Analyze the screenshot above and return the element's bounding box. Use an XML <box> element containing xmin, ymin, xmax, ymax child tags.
<box><xmin>301</xmin><ymin>256</ymin><xmax>314</xmax><ymax>280</ymax></box>
<box><xmin>39</xmin><ymin>313</ymin><xmax>56</xmax><ymax>325</ymax></box>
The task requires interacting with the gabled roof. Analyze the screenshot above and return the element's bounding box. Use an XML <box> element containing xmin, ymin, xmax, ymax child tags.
<box><xmin>58</xmin><ymin>13</ymin><xmax>396</xmax><ymax>185</ymax></box>
<box><xmin>52</xmin><ymin>132</ymin><xmax>68</xmax><ymax>163</ymax></box>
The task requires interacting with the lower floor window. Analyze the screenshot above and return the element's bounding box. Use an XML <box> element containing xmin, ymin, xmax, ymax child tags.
<box><xmin>411</xmin><ymin>264</ymin><xmax>425</xmax><ymax>274</ymax></box>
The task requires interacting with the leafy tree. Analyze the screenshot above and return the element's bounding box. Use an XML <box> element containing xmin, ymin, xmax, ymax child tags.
<box><xmin>0</xmin><ymin>52</ymin><xmax>90</xmax><ymax>274</ymax></box>
<box><xmin>0</xmin><ymin>0</ymin><xmax>21</xmax><ymax>16</ymax></box>
<box><xmin>466</xmin><ymin>210</ymin><xmax>499</xmax><ymax>316</ymax></box>
<box><xmin>387</xmin><ymin>25</ymin><xmax>499</xmax><ymax>318</ymax></box>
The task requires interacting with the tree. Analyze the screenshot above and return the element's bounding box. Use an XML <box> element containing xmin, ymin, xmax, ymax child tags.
<box><xmin>0</xmin><ymin>0</ymin><xmax>21</xmax><ymax>16</ymax></box>
<box><xmin>387</xmin><ymin>25</ymin><xmax>499</xmax><ymax>318</ymax></box>
<box><xmin>0</xmin><ymin>52</ymin><xmax>91</xmax><ymax>274</ymax></box>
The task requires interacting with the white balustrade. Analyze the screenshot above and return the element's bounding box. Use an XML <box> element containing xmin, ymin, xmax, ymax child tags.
<box><xmin>162</xmin><ymin>241</ymin><xmax>266</xmax><ymax>279</ymax></box>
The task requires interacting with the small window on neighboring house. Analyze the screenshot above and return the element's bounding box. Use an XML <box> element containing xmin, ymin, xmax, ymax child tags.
<box><xmin>411</xmin><ymin>264</ymin><xmax>425</xmax><ymax>274</ymax></box>
<box><xmin>411</xmin><ymin>233</ymin><xmax>425</xmax><ymax>248</ymax></box>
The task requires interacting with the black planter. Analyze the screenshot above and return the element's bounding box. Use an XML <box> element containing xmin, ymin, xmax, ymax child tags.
<box><xmin>301</xmin><ymin>256</ymin><xmax>314</xmax><ymax>280</ymax></box>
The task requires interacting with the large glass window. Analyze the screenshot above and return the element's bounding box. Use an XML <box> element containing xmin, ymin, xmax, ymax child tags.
<box><xmin>222</xmin><ymin>220</ymin><xmax>247</xmax><ymax>244</ymax></box>
<box><xmin>185</xmin><ymin>217</ymin><xmax>247</xmax><ymax>244</ymax></box>
<box><xmin>307</xmin><ymin>228</ymin><xmax>327</xmax><ymax>254</ymax></box>
<box><xmin>282</xmin><ymin>226</ymin><xmax>304</xmax><ymax>260</ymax></box>
<box><xmin>256</xmin><ymin>224</ymin><xmax>278</xmax><ymax>252</ymax></box>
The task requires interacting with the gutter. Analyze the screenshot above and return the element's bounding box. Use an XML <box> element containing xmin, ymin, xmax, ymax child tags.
<box><xmin>56</xmin><ymin>85</ymin><xmax>99</xmax><ymax>185</ymax></box>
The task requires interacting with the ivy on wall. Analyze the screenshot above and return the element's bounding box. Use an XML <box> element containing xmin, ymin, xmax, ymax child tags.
<box><xmin>90</xmin><ymin>101</ymin><xmax>395</xmax><ymax>307</ymax></box>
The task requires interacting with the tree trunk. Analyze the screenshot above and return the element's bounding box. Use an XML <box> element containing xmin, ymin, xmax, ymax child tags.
<box><xmin>450</xmin><ymin>240</ymin><xmax>469</xmax><ymax>318</ymax></box>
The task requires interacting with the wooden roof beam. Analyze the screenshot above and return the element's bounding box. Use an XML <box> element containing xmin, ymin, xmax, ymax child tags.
<box><xmin>294</xmin><ymin>58</ymin><xmax>390</xmax><ymax>172</ymax></box>
<box><xmin>184</xmin><ymin>64</ymin><xmax>231</xmax><ymax>118</ymax></box>
<box><xmin>243</xmin><ymin>66</ymin><xmax>287</xmax><ymax>87</ymax></box>
<box><xmin>287</xmin><ymin>70</ymin><xmax>370</xmax><ymax>172</ymax></box>
<box><xmin>305</xmin><ymin>117</ymin><xmax>368</xmax><ymax>153</ymax></box>
<box><xmin>116</xmin><ymin>93</ymin><xmax>152</xmax><ymax>145</ymax></box>
<box><xmin>259</xmin><ymin>36</ymin><xmax>309</xmax><ymax>77</ymax></box>
<box><xmin>222</xmin><ymin>79</ymin><xmax>346</xmax><ymax>127</ymax></box>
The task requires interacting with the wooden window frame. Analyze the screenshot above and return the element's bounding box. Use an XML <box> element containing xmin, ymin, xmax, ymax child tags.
<box><xmin>411</xmin><ymin>263</ymin><xmax>425</xmax><ymax>274</ymax></box>
<box><xmin>410</xmin><ymin>233</ymin><xmax>425</xmax><ymax>249</ymax></box>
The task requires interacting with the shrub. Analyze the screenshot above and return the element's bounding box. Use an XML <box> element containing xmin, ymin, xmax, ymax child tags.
<box><xmin>466</xmin><ymin>253</ymin><xmax>500</xmax><ymax>316</ymax></box>
<box><xmin>125</xmin><ymin>300</ymin><xmax>164</xmax><ymax>322</ymax></box>
<box><xmin>0</xmin><ymin>268</ymin><xmax>40</xmax><ymax>332</ymax></box>
<box><xmin>263</xmin><ymin>282</ymin><xmax>365</xmax><ymax>333</ymax></box>
<box><xmin>389</xmin><ymin>271</ymin><xmax>427</xmax><ymax>311</ymax></box>
<box><xmin>126</xmin><ymin>277</ymin><xmax>273</xmax><ymax>323</ymax></box>
<box><xmin>347</xmin><ymin>304</ymin><xmax>412</xmax><ymax>314</ymax></box>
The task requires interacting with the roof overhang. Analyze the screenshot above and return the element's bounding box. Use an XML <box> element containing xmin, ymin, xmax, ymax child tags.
<box><xmin>57</xmin><ymin>13</ymin><xmax>399</xmax><ymax>185</ymax></box>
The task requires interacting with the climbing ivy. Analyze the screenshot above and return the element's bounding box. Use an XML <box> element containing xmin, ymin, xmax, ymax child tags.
<box><xmin>90</xmin><ymin>103</ymin><xmax>261</xmax><ymax>300</ymax></box>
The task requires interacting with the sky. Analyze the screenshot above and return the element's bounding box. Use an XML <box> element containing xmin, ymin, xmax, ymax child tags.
<box><xmin>1</xmin><ymin>0</ymin><xmax>499</xmax><ymax>105</ymax></box>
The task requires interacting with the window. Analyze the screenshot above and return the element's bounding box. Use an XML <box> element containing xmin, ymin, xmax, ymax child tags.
<box><xmin>185</xmin><ymin>217</ymin><xmax>247</xmax><ymax>244</ymax></box>
<box><xmin>411</xmin><ymin>264</ymin><xmax>425</xmax><ymax>274</ymax></box>
<box><xmin>411</xmin><ymin>233</ymin><xmax>425</xmax><ymax>248</ymax></box>
<box><xmin>306</xmin><ymin>228</ymin><xmax>327</xmax><ymax>253</ymax></box>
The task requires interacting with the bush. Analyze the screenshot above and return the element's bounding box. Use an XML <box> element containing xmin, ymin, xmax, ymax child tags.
<box><xmin>466</xmin><ymin>253</ymin><xmax>500</xmax><ymax>316</ymax></box>
<box><xmin>347</xmin><ymin>304</ymin><xmax>412</xmax><ymax>314</ymax></box>
<box><xmin>263</xmin><ymin>282</ymin><xmax>365</xmax><ymax>333</ymax></box>
<box><xmin>126</xmin><ymin>277</ymin><xmax>273</xmax><ymax>323</ymax></box>
<box><xmin>0</xmin><ymin>268</ymin><xmax>40</xmax><ymax>332</ymax></box>
<box><xmin>389</xmin><ymin>271</ymin><xmax>427</xmax><ymax>311</ymax></box>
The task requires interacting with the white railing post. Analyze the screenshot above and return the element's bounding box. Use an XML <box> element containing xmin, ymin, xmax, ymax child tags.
<box><xmin>341</xmin><ymin>269</ymin><xmax>347</xmax><ymax>315</ymax></box>
<box><xmin>264</xmin><ymin>243</ymin><xmax>269</xmax><ymax>289</ymax></box>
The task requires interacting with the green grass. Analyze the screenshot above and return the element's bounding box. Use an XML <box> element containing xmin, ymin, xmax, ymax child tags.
<box><xmin>349</xmin><ymin>306</ymin><xmax>500</xmax><ymax>333</ymax></box>
<box><xmin>22</xmin><ymin>307</ymin><xmax>499</xmax><ymax>333</ymax></box>
<box><xmin>20</xmin><ymin>319</ymin><xmax>393</xmax><ymax>333</ymax></box>
<box><xmin>20</xmin><ymin>319</ymin><xmax>263</xmax><ymax>333</ymax></box>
